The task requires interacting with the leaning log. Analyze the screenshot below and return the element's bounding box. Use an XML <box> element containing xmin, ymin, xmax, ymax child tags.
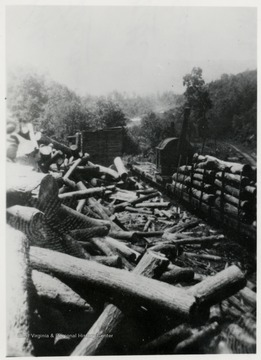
<box><xmin>29</xmin><ymin>246</ymin><xmax>200</xmax><ymax>320</ymax></box>
<box><xmin>188</xmin><ymin>265</ymin><xmax>246</xmax><ymax>307</ymax></box>
<box><xmin>70</xmin><ymin>251</ymin><xmax>169</xmax><ymax>356</ymax></box>
<box><xmin>6</xmin><ymin>225</ymin><xmax>35</xmax><ymax>356</ymax></box>
<box><xmin>88</xmin><ymin>161</ymin><xmax>120</xmax><ymax>180</ymax></box>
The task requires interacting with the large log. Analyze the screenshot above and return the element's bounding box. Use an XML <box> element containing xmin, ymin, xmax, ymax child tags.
<box><xmin>88</xmin><ymin>161</ymin><xmax>120</xmax><ymax>180</ymax></box>
<box><xmin>194</xmin><ymin>154</ymin><xmax>253</xmax><ymax>176</ymax></box>
<box><xmin>71</xmin><ymin>251</ymin><xmax>169</xmax><ymax>355</ymax></box>
<box><xmin>6</xmin><ymin>205</ymin><xmax>45</xmax><ymax>245</ymax></box>
<box><xmin>29</xmin><ymin>246</ymin><xmax>199</xmax><ymax>320</ymax></box>
<box><xmin>32</xmin><ymin>270</ymin><xmax>93</xmax><ymax>311</ymax></box>
<box><xmin>6</xmin><ymin>225</ymin><xmax>35</xmax><ymax>356</ymax></box>
<box><xmin>114</xmin><ymin>157</ymin><xmax>128</xmax><ymax>181</ymax></box>
<box><xmin>216</xmin><ymin>172</ymin><xmax>250</xmax><ymax>187</ymax></box>
<box><xmin>188</xmin><ymin>265</ymin><xmax>246</xmax><ymax>307</ymax></box>
<box><xmin>216</xmin><ymin>190</ymin><xmax>251</xmax><ymax>211</ymax></box>
<box><xmin>214</xmin><ymin>197</ymin><xmax>248</xmax><ymax>222</ymax></box>
<box><xmin>184</xmin><ymin>178</ymin><xmax>214</xmax><ymax>193</ymax></box>
<box><xmin>163</xmin><ymin>233</ymin><xmax>225</xmax><ymax>245</ymax></box>
<box><xmin>160</xmin><ymin>265</ymin><xmax>194</xmax><ymax>284</ymax></box>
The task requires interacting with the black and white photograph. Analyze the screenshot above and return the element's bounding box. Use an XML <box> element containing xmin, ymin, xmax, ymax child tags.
<box><xmin>4</xmin><ymin>1</ymin><xmax>258</xmax><ymax>357</ymax></box>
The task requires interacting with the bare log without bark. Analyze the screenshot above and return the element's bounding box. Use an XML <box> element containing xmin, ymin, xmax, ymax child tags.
<box><xmin>6</xmin><ymin>225</ymin><xmax>34</xmax><ymax>356</ymax></box>
<box><xmin>216</xmin><ymin>172</ymin><xmax>250</xmax><ymax>187</ymax></box>
<box><xmin>32</xmin><ymin>270</ymin><xmax>93</xmax><ymax>311</ymax></box>
<box><xmin>71</xmin><ymin>251</ymin><xmax>169</xmax><ymax>356</ymax></box>
<box><xmin>88</xmin><ymin>161</ymin><xmax>120</xmax><ymax>180</ymax></box>
<box><xmin>29</xmin><ymin>246</ymin><xmax>199</xmax><ymax>320</ymax></box>
<box><xmin>135</xmin><ymin>201</ymin><xmax>170</xmax><ymax>208</ymax></box>
<box><xmin>188</xmin><ymin>265</ymin><xmax>246</xmax><ymax>307</ymax></box>
<box><xmin>226</xmin><ymin>323</ymin><xmax>256</xmax><ymax>353</ymax></box>
<box><xmin>114</xmin><ymin>157</ymin><xmax>128</xmax><ymax>181</ymax></box>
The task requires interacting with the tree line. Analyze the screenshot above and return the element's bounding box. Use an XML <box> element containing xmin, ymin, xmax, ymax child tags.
<box><xmin>7</xmin><ymin>67</ymin><xmax>256</xmax><ymax>155</ymax></box>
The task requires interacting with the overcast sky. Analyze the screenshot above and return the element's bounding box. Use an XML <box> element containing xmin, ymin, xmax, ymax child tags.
<box><xmin>6</xmin><ymin>6</ymin><xmax>257</xmax><ymax>96</ymax></box>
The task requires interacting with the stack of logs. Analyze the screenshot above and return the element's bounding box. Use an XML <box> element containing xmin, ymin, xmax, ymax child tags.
<box><xmin>169</xmin><ymin>154</ymin><xmax>256</xmax><ymax>232</ymax></box>
<box><xmin>6</xmin><ymin>136</ymin><xmax>256</xmax><ymax>356</ymax></box>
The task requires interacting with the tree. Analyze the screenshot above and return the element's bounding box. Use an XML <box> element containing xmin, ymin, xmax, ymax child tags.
<box><xmin>183</xmin><ymin>67</ymin><xmax>212</xmax><ymax>151</ymax></box>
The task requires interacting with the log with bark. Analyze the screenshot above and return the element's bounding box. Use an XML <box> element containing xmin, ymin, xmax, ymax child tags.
<box><xmin>226</xmin><ymin>323</ymin><xmax>256</xmax><ymax>353</ymax></box>
<box><xmin>6</xmin><ymin>205</ymin><xmax>46</xmax><ymax>246</ymax></box>
<box><xmin>6</xmin><ymin>225</ymin><xmax>35</xmax><ymax>356</ymax></box>
<box><xmin>174</xmin><ymin>322</ymin><xmax>220</xmax><ymax>354</ymax></box>
<box><xmin>139</xmin><ymin>323</ymin><xmax>193</xmax><ymax>354</ymax></box>
<box><xmin>69</xmin><ymin>226</ymin><xmax>109</xmax><ymax>241</ymax></box>
<box><xmin>70</xmin><ymin>251</ymin><xmax>169</xmax><ymax>356</ymax></box>
<box><xmin>29</xmin><ymin>246</ymin><xmax>200</xmax><ymax>320</ymax></box>
<box><xmin>160</xmin><ymin>265</ymin><xmax>194</xmax><ymax>284</ymax></box>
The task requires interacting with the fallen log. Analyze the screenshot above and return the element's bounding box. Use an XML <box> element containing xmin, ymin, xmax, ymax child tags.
<box><xmin>88</xmin><ymin>161</ymin><xmax>120</xmax><ymax>180</ymax></box>
<box><xmin>139</xmin><ymin>323</ymin><xmax>193</xmax><ymax>354</ymax></box>
<box><xmin>70</xmin><ymin>251</ymin><xmax>169</xmax><ymax>355</ymax></box>
<box><xmin>239</xmin><ymin>287</ymin><xmax>256</xmax><ymax>308</ymax></box>
<box><xmin>91</xmin><ymin>255</ymin><xmax>122</xmax><ymax>268</ymax></box>
<box><xmin>216</xmin><ymin>172</ymin><xmax>250</xmax><ymax>187</ymax></box>
<box><xmin>165</xmin><ymin>219</ymin><xmax>200</xmax><ymax>234</ymax></box>
<box><xmin>6</xmin><ymin>225</ymin><xmax>35</xmax><ymax>356</ymax></box>
<box><xmin>32</xmin><ymin>270</ymin><xmax>93</xmax><ymax>311</ymax></box>
<box><xmin>163</xmin><ymin>233</ymin><xmax>225</xmax><ymax>245</ymax></box>
<box><xmin>74</xmin><ymin>165</ymin><xmax>101</xmax><ymax>180</ymax></box>
<box><xmin>102</xmin><ymin>236</ymin><xmax>141</xmax><ymax>262</ymax></box>
<box><xmin>194</xmin><ymin>155</ymin><xmax>252</xmax><ymax>176</ymax></box>
<box><xmin>69</xmin><ymin>226</ymin><xmax>109</xmax><ymax>241</ymax></box>
<box><xmin>29</xmin><ymin>246</ymin><xmax>200</xmax><ymax>320</ymax></box>
<box><xmin>215</xmin><ymin>197</ymin><xmax>248</xmax><ymax>222</ymax></box>
<box><xmin>188</xmin><ymin>265</ymin><xmax>246</xmax><ymax>307</ymax></box>
<box><xmin>226</xmin><ymin>323</ymin><xmax>256</xmax><ymax>353</ymax></box>
<box><xmin>160</xmin><ymin>265</ymin><xmax>194</xmax><ymax>284</ymax></box>
<box><xmin>149</xmin><ymin>243</ymin><xmax>178</xmax><ymax>258</ymax></box>
<box><xmin>184</xmin><ymin>252</ymin><xmax>223</xmax><ymax>261</ymax></box>
<box><xmin>6</xmin><ymin>205</ymin><xmax>45</xmax><ymax>245</ymax></box>
<box><xmin>174</xmin><ymin>322</ymin><xmax>220</xmax><ymax>353</ymax></box>
<box><xmin>216</xmin><ymin>190</ymin><xmax>251</xmax><ymax>211</ymax></box>
<box><xmin>136</xmin><ymin>188</ymin><xmax>156</xmax><ymax>195</ymax></box>
<box><xmin>135</xmin><ymin>201</ymin><xmax>170</xmax><ymax>208</ymax></box>
<box><xmin>58</xmin><ymin>186</ymin><xmax>105</xmax><ymax>200</ymax></box>
<box><xmin>125</xmin><ymin>206</ymin><xmax>153</xmax><ymax>215</ymax></box>
<box><xmin>114</xmin><ymin>157</ymin><xmax>128</xmax><ymax>181</ymax></box>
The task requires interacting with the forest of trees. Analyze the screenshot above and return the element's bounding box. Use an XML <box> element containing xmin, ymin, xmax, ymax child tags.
<box><xmin>7</xmin><ymin>67</ymin><xmax>257</xmax><ymax>155</ymax></box>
